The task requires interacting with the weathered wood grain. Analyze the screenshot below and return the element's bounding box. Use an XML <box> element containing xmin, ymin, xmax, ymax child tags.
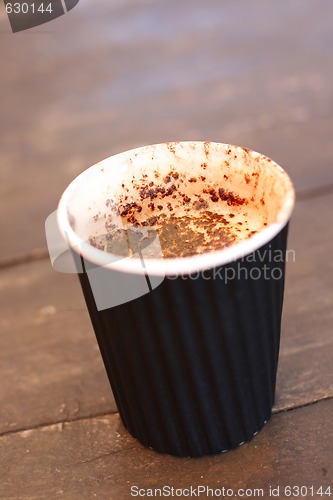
<box><xmin>0</xmin><ymin>260</ymin><xmax>116</xmax><ymax>436</ymax></box>
<box><xmin>1</xmin><ymin>0</ymin><xmax>333</xmax><ymax>259</ymax></box>
<box><xmin>0</xmin><ymin>399</ymin><xmax>332</xmax><ymax>500</ymax></box>
<box><xmin>275</xmin><ymin>190</ymin><xmax>333</xmax><ymax>411</ymax></box>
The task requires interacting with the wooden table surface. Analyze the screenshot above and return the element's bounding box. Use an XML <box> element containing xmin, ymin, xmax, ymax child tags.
<box><xmin>1</xmin><ymin>1</ymin><xmax>332</xmax><ymax>498</ymax></box>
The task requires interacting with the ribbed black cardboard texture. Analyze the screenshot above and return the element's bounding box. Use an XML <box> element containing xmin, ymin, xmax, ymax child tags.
<box><xmin>78</xmin><ymin>224</ymin><xmax>289</xmax><ymax>457</ymax></box>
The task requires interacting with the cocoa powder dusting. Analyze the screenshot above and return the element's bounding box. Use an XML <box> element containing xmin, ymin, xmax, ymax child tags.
<box><xmin>146</xmin><ymin>212</ymin><xmax>236</xmax><ymax>258</ymax></box>
<box><xmin>92</xmin><ymin>209</ymin><xmax>238</xmax><ymax>259</ymax></box>
<box><xmin>218</xmin><ymin>188</ymin><xmax>247</xmax><ymax>206</ymax></box>
<box><xmin>89</xmin><ymin>169</ymin><xmax>256</xmax><ymax>259</ymax></box>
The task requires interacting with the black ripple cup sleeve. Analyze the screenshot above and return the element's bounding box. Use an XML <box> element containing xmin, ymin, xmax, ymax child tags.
<box><xmin>56</xmin><ymin>141</ymin><xmax>295</xmax><ymax>457</ymax></box>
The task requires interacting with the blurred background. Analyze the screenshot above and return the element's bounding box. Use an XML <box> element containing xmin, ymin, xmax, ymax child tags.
<box><xmin>1</xmin><ymin>0</ymin><xmax>333</xmax><ymax>261</ymax></box>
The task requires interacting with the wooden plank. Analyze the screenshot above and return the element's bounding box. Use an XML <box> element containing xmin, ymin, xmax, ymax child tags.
<box><xmin>0</xmin><ymin>398</ymin><xmax>332</xmax><ymax>500</ymax></box>
<box><xmin>0</xmin><ymin>260</ymin><xmax>116</xmax><ymax>436</ymax></box>
<box><xmin>1</xmin><ymin>0</ymin><xmax>333</xmax><ymax>260</ymax></box>
<box><xmin>275</xmin><ymin>190</ymin><xmax>333</xmax><ymax>411</ymax></box>
<box><xmin>1</xmin><ymin>192</ymin><xmax>332</xmax><ymax>435</ymax></box>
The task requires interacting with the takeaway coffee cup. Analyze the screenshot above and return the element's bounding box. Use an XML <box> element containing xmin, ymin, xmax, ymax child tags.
<box><xmin>56</xmin><ymin>141</ymin><xmax>295</xmax><ymax>457</ymax></box>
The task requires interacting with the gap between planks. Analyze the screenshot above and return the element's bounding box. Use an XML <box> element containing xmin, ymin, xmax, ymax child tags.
<box><xmin>1</xmin><ymin>395</ymin><xmax>332</xmax><ymax>441</ymax></box>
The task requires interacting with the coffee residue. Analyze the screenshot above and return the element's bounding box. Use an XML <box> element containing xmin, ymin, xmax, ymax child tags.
<box><xmin>90</xmin><ymin>211</ymin><xmax>239</xmax><ymax>259</ymax></box>
<box><xmin>89</xmin><ymin>167</ymin><xmax>259</xmax><ymax>259</ymax></box>
<box><xmin>153</xmin><ymin>212</ymin><xmax>236</xmax><ymax>258</ymax></box>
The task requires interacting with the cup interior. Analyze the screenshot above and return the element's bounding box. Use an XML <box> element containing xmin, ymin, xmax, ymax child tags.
<box><xmin>57</xmin><ymin>141</ymin><xmax>295</xmax><ymax>275</ymax></box>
